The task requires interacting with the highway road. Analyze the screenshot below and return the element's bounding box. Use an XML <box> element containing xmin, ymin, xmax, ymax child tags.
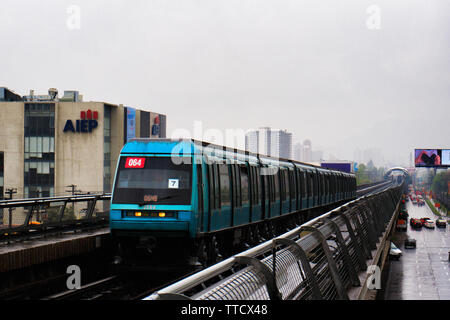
<box><xmin>385</xmin><ymin>199</ymin><xmax>450</xmax><ymax>299</ymax></box>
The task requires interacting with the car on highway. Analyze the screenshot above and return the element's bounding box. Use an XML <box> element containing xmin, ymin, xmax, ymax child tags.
<box><xmin>436</xmin><ymin>219</ymin><xmax>447</xmax><ymax>228</ymax></box>
<box><xmin>420</xmin><ymin>217</ymin><xmax>431</xmax><ymax>224</ymax></box>
<box><xmin>410</xmin><ymin>218</ymin><xmax>423</xmax><ymax>229</ymax></box>
<box><xmin>396</xmin><ymin>218</ymin><xmax>407</xmax><ymax>231</ymax></box>
<box><xmin>398</xmin><ymin>211</ymin><xmax>408</xmax><ymax>220</ymax></box>
<box><xmin>424</xmin><ymin>220</ymin><xmax>435</xmax><ymax>229</ymax></box>
<box><xmin>389</xmin><ymin>242</ymin><xmax>402</xmax><ymax>260</ymax></box>
<box><xmin>404</xmin><ymin>238</ymin><xmax>417</xmax><ymax>249</ymax></box>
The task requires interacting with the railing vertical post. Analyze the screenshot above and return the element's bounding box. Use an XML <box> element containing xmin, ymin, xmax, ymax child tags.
<box><xmin>350</xmin><ymin>209</ymin><xmax>372</xmax><ymax>259</ymax></box>
<box><xmin>320</xmin><ymin>218</ymin><xmax>360</xmax><ymax>287</ymax></box>
<box><xmin>340</xmin><ymin>213</ymin><xmax>367</xmax><ymax>271</ymax></box>
<box><xmin>299</xmin><ymin>226</ymin><xmax>349</xmax><ymax>300</ymax></box>
<box><xmin>234</xmin><ymin>256</ymin><xmax>282</xmax><ymax>300</ymax></box>
<box><xmin>273</xmin><ymin>238</ymin><xmax>323</xmax><ymax>300</ymax></box>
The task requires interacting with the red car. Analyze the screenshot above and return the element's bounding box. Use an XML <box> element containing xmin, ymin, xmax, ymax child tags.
<box><xmin>410</xmin><ymin>218</ymin><xmax>423</xmax><ymax>229</ymax></box>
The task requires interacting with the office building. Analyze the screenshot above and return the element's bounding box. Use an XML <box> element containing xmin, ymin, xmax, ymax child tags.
<box><xmin>0</xmin><ymin>87</ymin><xmax>166</xmax><ymax>224</ymax></box>
<box><xmin>245</xmin><ymin>127</ymin><xmax>292</xmax><ymax>159</ymax></box>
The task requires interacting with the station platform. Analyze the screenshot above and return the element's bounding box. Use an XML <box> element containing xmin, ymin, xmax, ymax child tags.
<box><xmin>0</xmin><ymin>228</ymin><xmax>110</xmax><ymax>273</ymax></box>
<box><xmin>384</xmin><ymin>201</ymin><xmax>450</xmax><ymax>299</ymax></box>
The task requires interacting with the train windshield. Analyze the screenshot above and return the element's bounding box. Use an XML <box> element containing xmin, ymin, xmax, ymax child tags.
<box><xmin>112</xmin><ymin>156</ymin><xmax>192</xmax><ymax>205</ymax></box>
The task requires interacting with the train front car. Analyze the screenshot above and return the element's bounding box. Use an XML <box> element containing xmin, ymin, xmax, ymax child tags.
<box><xmin>110</xmin><ymin>139</ymin><xmax>198</xmax><ymax>262</ymax></box>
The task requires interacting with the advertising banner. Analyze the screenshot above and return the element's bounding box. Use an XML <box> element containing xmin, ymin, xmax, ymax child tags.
<box><xmin>414</xmin><ymin>149</ymin><xmax>449</xmax><ymax>167</ymax></box>
<box><xmin>127</xmin><ymin>107</ymin><xmax>136</xmax><ymax>142</ymax></box>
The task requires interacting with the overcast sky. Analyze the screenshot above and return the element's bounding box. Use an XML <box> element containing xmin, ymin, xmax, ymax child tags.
<box><xmin>1</xmin><ymin>0</ymin><xmax>449</xmax><ymax>167</ymax></box>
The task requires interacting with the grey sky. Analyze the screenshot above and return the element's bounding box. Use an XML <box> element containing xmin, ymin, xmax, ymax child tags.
<box><xmin>1</xmin><ymin>0</ymin><xmax>449</xmax><ymax>167</ymax></box>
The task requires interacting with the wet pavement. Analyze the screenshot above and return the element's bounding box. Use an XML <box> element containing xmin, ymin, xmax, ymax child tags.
<box><xmin>385</xmin><ymin>200</ymin><xmax>450</xmax><ymax>300</ymax></box>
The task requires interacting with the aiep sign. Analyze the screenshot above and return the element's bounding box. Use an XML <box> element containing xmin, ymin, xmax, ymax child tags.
<box><xmin>64</xmin><ymin>110</ymin><xmax>99</xmax><ymax>133</ymax></box>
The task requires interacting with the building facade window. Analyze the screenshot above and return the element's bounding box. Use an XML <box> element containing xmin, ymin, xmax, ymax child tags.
<box><xmin>24</xmin><ymin>103</ymin><xmax>55</xmax><ymax>198</ymax></box>
<box><xmin>0</xmin><ymin>152</ymin><xmax>3</xmax><ymax>222</ymax></box>
<box><xmin>104</xmin><ymin>105</ymin><xmax>112</xmax><ymax>193</ymax></box>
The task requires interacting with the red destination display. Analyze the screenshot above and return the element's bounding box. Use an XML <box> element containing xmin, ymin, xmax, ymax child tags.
<box><xmin>125</xmin><ymin>157</ymin><xmax>146</xmax><ymax>168</ymax></box>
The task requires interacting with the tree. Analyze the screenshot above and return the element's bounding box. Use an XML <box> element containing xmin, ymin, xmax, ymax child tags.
<box><xmin>356</xmin><ymin>164</ymin><xmax>370</xmax><ymax>185</ymax></box>
<box><xmin>431</xmin><ymin>170</ymin><xmax>450</xmax><ymax>194</ymax></box>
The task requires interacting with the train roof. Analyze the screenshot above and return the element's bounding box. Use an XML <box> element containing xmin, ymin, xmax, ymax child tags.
<box><xmin>124</xmin><ymin>138</ymin><xmax>355</xmax><ymax>176</ymax></box>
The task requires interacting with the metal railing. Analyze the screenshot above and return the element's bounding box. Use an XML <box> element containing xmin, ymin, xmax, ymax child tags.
<box><xmin>356</xmin><ymin>180</ymin><xmax>391</xmax><ymax>197</ymax></box>
<box><xmin>146</xmin><ymin>183</ymin><xmax>402</xmax><ymax>300</ymax></box>
<box><xmin>0</xmin><ymin>193</ymin><xmax>111</xmax><ymax>241</ymax></box>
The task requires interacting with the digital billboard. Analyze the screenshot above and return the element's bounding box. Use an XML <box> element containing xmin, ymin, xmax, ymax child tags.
<box><xmin>441</xmin><ymin>149</ymin><xmax>450</xmax><ymax>166</ymax></box>
<box><xmin>414</xmin><ymin>149</ymin><xmax>449</xmax><ymax>167</ymax></box>
<box><xmin>126</xmin><ymin>107</ymin><xmax>136</xmax><ymax>142</ymax></box>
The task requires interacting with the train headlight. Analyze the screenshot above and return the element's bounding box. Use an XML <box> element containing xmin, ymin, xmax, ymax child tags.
<box><xmin>124</xmin><ymin>211</ymin><xmax>176</xmax><ymax>218</ymax></box>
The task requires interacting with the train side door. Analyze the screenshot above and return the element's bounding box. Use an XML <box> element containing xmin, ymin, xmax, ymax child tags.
<box><xmin>196</xmin><ymin>162</ymin><xmax>205</xmax><ymax>232</ymax></box>
<box><xmin>231</xmin><ymin>164</ymin><xmax>243</xmax><ymax>226</ymax></box>
<box><xmin>207</xmin><ymin>163</ymin><xmax>222</xmax><ymax>231</ymax></box>
<box><xmin>261</xmin><ymin>166</ymin><xmax>271</xmax><ymax>219</ymax></box>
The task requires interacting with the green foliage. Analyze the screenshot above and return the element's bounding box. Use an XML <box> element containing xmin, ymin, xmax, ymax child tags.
<box><xmin>356</xmin><ymin>162</ymin><xmax>386</xmax><ymax>185</ymax></box>
<box><xmin>431</xmin><ymin>171</ymin><xmax>450</xmax><ymax>194</ymax></box>
<box><xmin>425</xmin><ymin>198</ymin><xmax>443</xmax><ymax>217</ymax></box>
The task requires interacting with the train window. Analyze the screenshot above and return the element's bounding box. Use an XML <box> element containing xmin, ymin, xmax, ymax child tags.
<box><xmin>248</xmin><ymin>166</ymin><xmax>254</xmax><ymax>205</ymax></box>
<box><xmin>306</xmin><ymin>172</ymin><xmax>310</xmax><ymax>196</ymax></box>
<box><xmin>284</xmin><ymin>170</ymin><xmax>290</xmax><ymax>200</ymax></box>
<box><xmin>240</xmin><ymin>165</ymin><xmax>249</xmax><ymax>205</ymax></box>
<box><xmin>279</xmin><ymin>170</ymin><xmax>285</xmax><ymax>201</ymax></box>
<box><xmin>214</xmin><ymin>164</ymin><xmax>221</xmax><ymax>208</ymax></box>
<box><xmin>197</xmin><ymin>164</ymin><xmax>203</xmax><ymax>221</ymax></box>
<box><xmin>257</xmin><ymin>167</ymin><xmax>262</xmax><ymax>203</ymax></box>
<box><xmin>303</xmin><ymin>172</ymin><xmax>307</xmax><ymax>197</ymax></box>
<box><xmin>230</xmin><ymin>165</ymin><xmax>235</xmax><ymax>207</ymax></box>
<box><xmin>299</xmin><ymin>170</ymin><xmax>305</xmax><ymax>197</ymax></box>
<box><xmin>274</xmin><ymin>172</ymin><xmax>280</xmax><ymax>201</ymax></box>
<box><xmin>112</xmin><ymin>156</ymin><xmax>192</xmax><ymax>205</ymax></box>
<box><xmin>235</xmin><ymin>165</ymin><xmax>242</xmax><ymax>207</ymax></box>
<box><xmin>251</xmin><ymin>166</ymin><xmax>257</xmax><ymax>205</ymax></box>
<box><xmin>207</xmin><ymin>164</ymin><xmax>215</xmax><ymax>210</ymax></box>
<box><xmin>269</xmin><ymin>174</ymin><xmax>274</xmax><ymax>202</ymax></box>
<box><xmin>328</xmin><ymin>175</ymin><xmax>331</xmax><ymax>194</ymax></box>
<box><xmin>288</xmin><ymin>170</ymin><xmax>295</xmax><ymax>200</ymax></box>
<box><xmin>320</xmin><ymin>174</ymin><xmax>325</xmax><ymax>195</ymax></box>
<box><xmin>219</xmin><ymin>164</ymin><xmax>231</xmax><ymax>207</ymax></box>
<box><xmin>309</xmin><ymin>172</ymin><xmax>314</xmax><ymax>197</ymax></box>
<box><xmin>283</xmin><ymin>169</ymin><xmax>290</xmax><ymax>200</ymax></box>
<box><xmin>315</xmin><ymin>173</ymin><xmax>319</xmax><ymax>196</ymax></box>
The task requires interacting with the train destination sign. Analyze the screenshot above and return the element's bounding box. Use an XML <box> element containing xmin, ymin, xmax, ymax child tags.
<box><xmin>125</xmin><ymin>157</ymin><xmax>146</xmax><ymax>168</ymax></box>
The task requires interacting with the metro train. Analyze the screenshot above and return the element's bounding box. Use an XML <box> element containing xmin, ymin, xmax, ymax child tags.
<box><xmin>110</xmin><ymin>139</ymin><xmax>356</xmax><ymax>265</ymax></box>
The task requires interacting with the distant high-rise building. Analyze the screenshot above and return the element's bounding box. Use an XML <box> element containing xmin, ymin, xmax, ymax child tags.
<box><xmin>270</xmin><ymin>129</ymin><xmax>292</xmax><ymax>159</ymax></box>
<box><xmin>245</xmin><ymin>130</ymin><xmax>259</xmax><ymax>154</ymax></box>
<box><xmin>302</xmin><ymin>139</ymin><xmax>312</xmax><ymax>163</ymax></box>
<box><xmin>294</xmin><ymin>143</ymin><xmax>303</xmax><ymax>162</ymax></box>
<box><xmin>245</xmin><ymin>127</ymin><xmax>292</xmax><ymax>159</ymax></box>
